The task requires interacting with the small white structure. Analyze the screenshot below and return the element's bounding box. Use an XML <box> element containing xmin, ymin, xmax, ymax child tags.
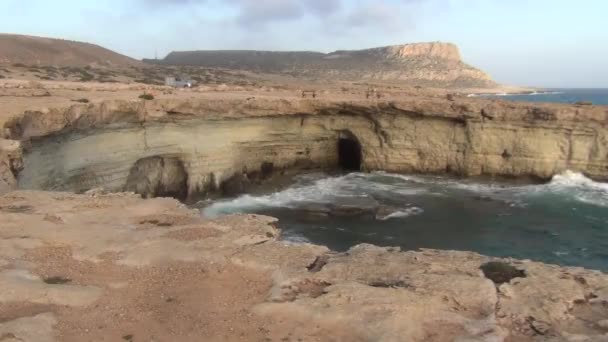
<box><xmin>165</xmin><ymin>76</ymin><xmax>193</xmax><ymax>88</ymax></box>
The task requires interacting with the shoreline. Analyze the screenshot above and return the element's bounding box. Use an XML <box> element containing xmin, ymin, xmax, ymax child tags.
<box><xmin>2</xmin><ymin>79</ymin><xmax>608</xmax><ymax>340</ymax></box>
<box><xmin>1</xmin><ymin>190</ymin><xmax>608</xmax><ymax>341</ymax></box>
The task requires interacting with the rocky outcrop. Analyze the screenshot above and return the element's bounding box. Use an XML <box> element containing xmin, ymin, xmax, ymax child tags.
<box><xmin>2</xmin><ymin>96</ymin><xmax>608</xmax><ymax>198</ymax></box>
<box><xmin>150</xmin><ymin>42</ymin><xmax>496</xmax><ymax>88</ymax></box>
<box><xmin>0</xmin><ymin>191</ymin><xmax>607</xmax><ymax>341</ymax></box>
<box><xmin>0</xmin><ymin>138</ymin><xmax>22</xmax><ymax>194</ymax></box>
<box><xmin>368</xmin><ymin>42</ymin><xmax>462</xmax><ymax>60</ymax></box>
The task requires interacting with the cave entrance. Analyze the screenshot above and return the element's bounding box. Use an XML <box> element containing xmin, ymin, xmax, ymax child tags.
<box><xmin>338</xmin><ymin>134</ymin><xmax>362</xmax><ymax>171</ymax></box>
<box><xmin>125</xmin><ymin>156</ymin><xmax>189</xmax><ymax>201</ymax></box>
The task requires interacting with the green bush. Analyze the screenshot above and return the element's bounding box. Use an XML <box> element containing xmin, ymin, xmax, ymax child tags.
<box><xmin>139</xmin><ymin>93</ymin><xmax>154</xmax><ymax>100</ymax></box>
<box><xmin>74</xmin><ymin>98</ymin><xmax>90</xmax><ymax>103</ymax></box>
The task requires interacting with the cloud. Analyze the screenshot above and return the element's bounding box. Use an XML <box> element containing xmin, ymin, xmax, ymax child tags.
<box><xmin>228</xmin><ymin>0</ymin><xmax>304</xmax><ymax>27</ymax></box>
<box><xmin>142</xmin><ymin>0</ymin><xmax>204</xmax><ymax>5</ymax></box>
<box><xmin>345</xmin><ymin>3</ymin><xmax>403</xmax><ymax>31</ymax></box>
<box><xmin>223</xmin><ymin>0</ymin><xmax>342</xmax><ymax>27</ymax></box>
<box><xmin>303</xmin><ymin>0</ymin><xmax>342</xmax><ymax>17</ymax></box>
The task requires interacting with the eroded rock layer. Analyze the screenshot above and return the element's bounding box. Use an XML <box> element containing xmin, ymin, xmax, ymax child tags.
<box><xmin>2</xmin><ymin>96</ymin><xmax>608</xmax><ymax>198</ymax></box>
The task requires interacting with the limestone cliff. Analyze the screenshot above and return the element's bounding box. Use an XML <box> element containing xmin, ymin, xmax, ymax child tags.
<box><xmin>149</xmin><ymin>42</ymin><xmax>496</xmax><ymax>88</ymax></box>
<box><xmin>371</xmin><ymin>42</ymin><xmax>462</xmax><ymax>60</ymax></box>
<box><xmin>2</xmin><ymin>96</ymin><xmax>608</xmax><ymax>199</ymax></box>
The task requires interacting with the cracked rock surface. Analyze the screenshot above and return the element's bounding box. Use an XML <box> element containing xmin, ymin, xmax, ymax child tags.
<box><xmin>1</xmin><ymin>191</ymin><xmax>608</xmax><ymax>341</ymax></box>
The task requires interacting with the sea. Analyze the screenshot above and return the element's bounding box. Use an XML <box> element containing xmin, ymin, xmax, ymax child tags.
<box><xmin>469</xmin><ymin>88</ymin><xmax>608</xmax><ymax>105</ymax></box>
<box><xmin>202</xmin><ymin>171</ymin><xmax>608</xmax><ymax>271</ymax></box>
<box><xmin>200</xmin><ymin>89</ymin><xmax>608</xmax><ymax>272</ymax></box>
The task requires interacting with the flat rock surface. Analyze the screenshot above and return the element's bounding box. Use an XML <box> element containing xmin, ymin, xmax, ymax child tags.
<box><xmin>1</xmin><ymin>191</ymin><xmax>608</xmax><ymax>341</ymax></box>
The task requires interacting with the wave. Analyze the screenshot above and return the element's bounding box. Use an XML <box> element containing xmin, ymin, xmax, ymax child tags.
<box><xmin>371</xmin><ymin>170</ymin><xmax>608</xmax><ymax>208</ymax></box>
<box><xmin>202</xmin><ymin>170</ymin><xmax>608</xmax><ymax>218</ymax></box>
<box><xmin>376</xmin><ymin>207</ymin><xmax>424</xmax><ymax>220</ymax></box>
<box><xmin>202</xmin><ymin>172</ymin><xmax>428</xmax><ymax>218</ymax></box>
<box><xmin>547</xmin><ymin>171</ymin><xmax>608</xmax><ymax>207</ymax></box>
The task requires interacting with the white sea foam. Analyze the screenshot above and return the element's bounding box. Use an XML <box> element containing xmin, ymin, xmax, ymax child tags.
<box><xmin>377</xmin><ymin>207</ymin><xmax>424</xmax><ymax>220</ymax></box>
<box><xmin>282</xmin><ymin>233</ymin><xmax>312</xmax><ymax>244</ymax></box>
<box><xmin>202</xmin><ymin>170</ymin><xmax>608</xmax><ymax>218</ymax></box>
<box><xmin>372</xmin><ymin>170</ymin><xmax>608</xmax><ymax>208</ymax></box>
<box><xmin>546</xmin><ymin>171</ymin><xmax>608</xmax><ymax>207</ymax></box>
<box><xmin>202</xmin><ymin>172</ymin><xmax>428</xmax><ymax>218</ymax></box>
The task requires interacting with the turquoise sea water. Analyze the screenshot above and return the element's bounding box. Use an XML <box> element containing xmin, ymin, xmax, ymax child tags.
<box><xmin>203</xmin><ymin>171</ymin><xmax>608</xmax><ymax>271</ymax></box>
<box><xmin>472</xmin><ymin>88</ymin><xmax>608</xmax><ymax>105</ymax></box>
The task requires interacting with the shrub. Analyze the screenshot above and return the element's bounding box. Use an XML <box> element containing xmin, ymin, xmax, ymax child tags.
<box><xmin>574</xmin><ymin>101</ymin><xmax>592</xmax><ymax>106</ymax></box>
<box><xmin>74</xmin><ymin>98</ymin><xmax>90</xmax><ymax>103</ymax></box>
<box><xmin>139</xmin><ymin>93</ymin><xmax>154</xmax><ymax>100</ymax></box>
<box><xmin>79</xmin><ymin>71</ymin><xmax>95</xmax><ymax>82</ymax></box>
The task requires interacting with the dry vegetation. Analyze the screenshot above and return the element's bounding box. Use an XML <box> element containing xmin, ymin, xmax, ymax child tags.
<box><xmin>2</xmin><ymin>63</ymin><xmax>263</xmax><ymax>88</ymax></box>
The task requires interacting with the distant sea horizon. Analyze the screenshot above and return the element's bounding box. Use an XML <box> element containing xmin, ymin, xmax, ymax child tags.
<box><xmin>469</xmin><ymin>88</ymin><xmax>608</xmax><ymax>105</ymax></box>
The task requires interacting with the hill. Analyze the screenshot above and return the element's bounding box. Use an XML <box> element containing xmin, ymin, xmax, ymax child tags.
<box><xmin>147</xmin><ymin>42</ymin><xmax>496</xmax><ymax>88</ymax></box>
<box><xmin>0</xmin><ymin>34</ymin><xmax>139</xmax><ymax>67</ymax></box>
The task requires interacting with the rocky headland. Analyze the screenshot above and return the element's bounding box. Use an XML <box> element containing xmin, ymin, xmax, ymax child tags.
<box><xmin>1</xmin><ymin>79</ymin><xmax>608</xmax><ymax>341</ymax></box>
<box><xmin>147</xmin><ymin>42</ymin><xmax>496</xmax><ymax>88</ymax></box>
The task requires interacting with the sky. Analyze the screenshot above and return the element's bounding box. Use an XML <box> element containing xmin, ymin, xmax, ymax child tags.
<box><xmin>1</xmin><ymin>0</ymin><xmax>607</xmax><ymax>88</ymax></box>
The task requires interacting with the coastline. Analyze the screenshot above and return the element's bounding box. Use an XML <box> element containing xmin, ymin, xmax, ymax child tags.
<box><xmin>2</xmin><ymin>79</ymin><xmax>608</xmax><ymax>340</ymax></box>
<box><xmin>1</xmin><ymin>190</ymin><xmax>608</xmax><ymax>341</ymax></box>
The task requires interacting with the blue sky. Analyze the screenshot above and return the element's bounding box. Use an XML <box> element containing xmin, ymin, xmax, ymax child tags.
<box><xmin>1</xmin><ymin>0</ymin><xmax>607</xmax><ymax>88</ymax></box>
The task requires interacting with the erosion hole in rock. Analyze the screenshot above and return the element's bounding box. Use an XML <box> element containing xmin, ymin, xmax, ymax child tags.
<box><xmin>338</xmin><ymin>133</ymin><xmax>362</xmax><ymax>171</ymax></box>
<box><xmin>125</xmin><ymin>156</ymin><xmax>189</xmax><ymax>201</ymax></box>
<box><xmin>480</xmin><ymin>261</ymin><xmax>526</xmax><ymax>285</ymax></box>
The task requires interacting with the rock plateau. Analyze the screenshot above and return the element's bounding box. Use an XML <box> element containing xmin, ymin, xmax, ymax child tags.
<box><xmin>148</xmin><ymin>42</ymin><xmax>496</xmax><ymax>88</ymax></box>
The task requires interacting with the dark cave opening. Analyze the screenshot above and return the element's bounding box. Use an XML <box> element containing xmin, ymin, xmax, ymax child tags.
<box><xmin>338</xmin><ymin>137</ymin><xmax>362</xmax><ymax>171</ymax></box>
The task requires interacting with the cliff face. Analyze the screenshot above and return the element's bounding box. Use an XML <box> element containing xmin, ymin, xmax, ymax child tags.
<box><xmin>2</xmin><ymin>97</ymin><xmax>608</xmax><ymax>198</ymax></box>
<box><xmin>152</xmin><ymin>42</ymin><xmax>496</xmax><ymax>88</ymax></box>
<box><xmin>332</xmin><ymin>42</ymin><xmax>462</xmax><ymax>61</ymax></box>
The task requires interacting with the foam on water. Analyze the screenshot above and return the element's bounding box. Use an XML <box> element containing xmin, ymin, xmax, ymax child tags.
<box><xmin>375</xmin><ymin>170</ymin><xmax>608</xmax><ymax>208</ymax></box>
<box><xmin>203</xmin><ymin>170</ymin><xmax>608</xmax><ymax>218</ymax></box>
<box><xmin>376</xmin><ymin>207</ymin><xmax>424</xmax><ymax>221</ymax></box>
<box><xmin>202</xmin><ymin>172</ymin><xmax>428</xmax><ymax>218</ymax></box>
<box><xmin>199</xmin><ymin>170</ymin><xmax>608</xmax><ymax>270</ymax></box>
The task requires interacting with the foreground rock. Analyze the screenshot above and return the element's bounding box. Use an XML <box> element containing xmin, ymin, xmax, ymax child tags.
<box><xmin>1</xmin><ymin>191</ymin><xmax>607</xmax><ymax>341</ymax></box>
